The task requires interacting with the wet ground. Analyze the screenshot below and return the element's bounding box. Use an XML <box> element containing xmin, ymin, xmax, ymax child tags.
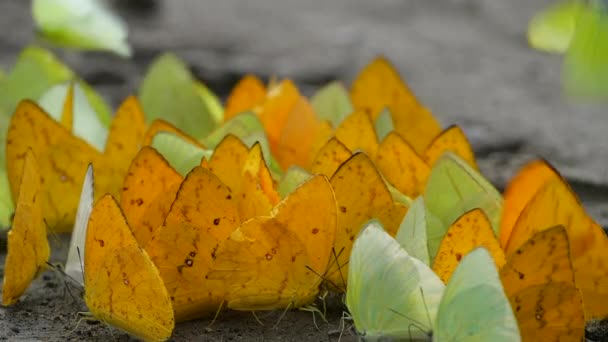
<box><xmin>1</xmin><ymin>0</ymin><xmax>608</xmax><ymax>340</ymax></box>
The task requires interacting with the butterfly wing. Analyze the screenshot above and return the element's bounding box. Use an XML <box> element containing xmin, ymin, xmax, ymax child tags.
<box><xmin>432</xmin><ymin>209</ymin><xmax>505</xmax><ymax>283</ymax></box>
<box><xmin>2</xmin><ymin>149</ymin><xmax>50</xmax><ymax>305</ymax></box>
<box><xmin>346</xmin><ymin>221</ymin><xmax>443</xmax><ymax>340</ymax></box>
<box><xmin>505</xmin><ymin>176</ymin><xmax>608</xmax><ymax>319</ymax></box>
<box><xmin>376</xmin><ymin>132</ymin><xmax>429</xmax><ymax>198</ymax></box>
<box><xmin>395</xmin><ymin>197</ymin><xmax>430</xmax><ymax>266</ymax></box>
<box><xmin>65</xmin><ymin>164</ymin><xmax>94</xmax><ymax>284</ymax></box>
<box><xmin>424</xmin><ymin>153</ymin><xmax>502</xmax><ymax>261</ymax></box>
<box><xmin>433</xmin><ymin>248</ymin><xmax>520</xmax><ymax>342</ymax></box>
<box><xmin>208</xmin><ymin>175</ymin><xmax>336</xmax><ymax>310</ymax></box>
<box><xmin>500</xmin><ymin>226</ymin><xmax>584</xmax><ymax>341</ymax></box>
<box><xmin>145</xmin><ymin>167</ymin><xmax>240</xmax><ymax>321</ymax></box>
<box><xmin>327</xmin><ymin>153</ymin><xmax>405</xmax><ymax>290</ymax></box>
<box><xmin>84</xmin><ymin>195</ymin><xmax>174</xmax><ymax>341</ymax></box>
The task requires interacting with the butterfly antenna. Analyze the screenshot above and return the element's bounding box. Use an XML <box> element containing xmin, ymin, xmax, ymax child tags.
<box><xmin>389</xmin><ymin>308</ymin><xmax>430</xmax><ymax>334</ymax></box>
<box><xmin>420</xmin><ymin>287</ymin><xmax>433</xmax><ymax>331</ymax></box>
<box><xmin>272</xmin><ymin>302</ymin><xmax>293</xmax><ymax>329</ymax></box>
<box><xmin>45</xmin><ymin>262</ymin><xmax>84</xmax><ymax>293</ymax></box>
<box><xmin>305</xmin><ymin>265</ymin><xmax>340</xmax><ymax>293</ymax></box>
<box><xmin>251</xmin><ymin>311</ymin><xmax>264</xmax><ymax>326</ymax></box>
<box><xmin>320</xmin><ymin>247</ymin><xmax>346</xmax><ymax>291</ymax></box>
<box><xmin>333</xmin><ymin>247</ymin><xmax>347</xmax><ymax>291</ymax></box>
<box><xmin>47</xmin><ymin>263</ymin><xmax>83</xmax><ymax>304</ymax></box>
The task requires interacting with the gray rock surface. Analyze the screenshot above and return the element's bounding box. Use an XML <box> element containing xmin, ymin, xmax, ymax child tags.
<box><xmin>0</xmin><ymin>0</ymin><xmax>607</xmax><ymax>340</ymax></box>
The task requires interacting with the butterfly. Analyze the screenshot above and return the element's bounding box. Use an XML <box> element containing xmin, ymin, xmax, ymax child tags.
<box><xmin>2</xmin><ymin>149</ymin><xmax>50</xmax><ymax>305</ymax></box>
<box><xmin>310</xmin><ymin>81</ymin><xmax>352</xmax><ymax>127</ymax></box>
<box><xmin>346</xmin><ymin>221</ymin><xmax>520</xmax><ymax>341</ymax></box>
<box><xmin>144</xmin><ymin>166</ymin><xmax>241</xmax><ymax>322</ymax></box>
<box><xmin>423</xmin><ymin>152</ymin><xmax>502</xmax><ymax>261</ymax></box>
<box><xmin>223</xmin><ymin>74</ymin><xmax>266</xmax><ymax>121</ymax></box>
<box><xmin>6</xmin><ymin>97</ymin><xmax>145</xmax><ymax>232</ymax></box>
<box><xmin>324</xmin><ymin>152</ymin><xmax>407</xmax><ymax>291</ymax></box>
<box><xmin>32</xmin><ymin>0</ymin><xmax>131</xmax><ymax>57</ymax></box>
<box><xmin>139</xmin><ymin>53</ymin><xmax>218</xmax><ymax>139</ymax></box>
<box><xmin>207</xmin><ymin>175</ymin><xmax>337</xmax><ymax>311</ymax></box>
<box><xmin>65</xmin><ymin>164</ymin><xmax>94</xmax><ymax>284</ymax></box>
<box><xmin>84</xmin><ymin>194</ymin><xmax>174</xmax><ymax>341</ymax></box>
<box><xmin>350</xmin><ymin>56</ymin><xmax>442</xmax><ymax>153</ymax></box>
<box><xmin>500</xmin><ymin>160</ymin><xmax>608</xmax><ymax>320</ymax></box>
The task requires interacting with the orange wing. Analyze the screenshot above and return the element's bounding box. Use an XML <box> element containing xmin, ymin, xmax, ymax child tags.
<box><xmin>120</xmin><ymin>147</ymin><xmax>182</xmax><ymax>247</ymax></box>
<box><xmin>2</xmin><ymin>149</ymin><xmax>50</xmax><ymax>305</ymax></box>
<box><xmin>309</xmin><ymin>137</ymin><xmax>352</xmax><ymax>178</ymax></box>
<box><xmin>423</xmin><ymin>125</ymin><xmax>477</xmax><ymax>169</ymax></box>
<box><xmin>432</xmin><ymin>208</ymin><xmax>505</xmax><ymax>283</ymax></box>
<box><xmin>375</xmin><ymin>132</ymin><xmax>429</xmax><ymax>198</ymax></box>
<box><xmin>145</xmin><ymin>167</ymin><xmax>241</xmax><ymax>321</ymax></box>
<box><xmin>141</xmin><ymin>119</ymin><xmax>204</xmax><ymax>147</ymax></box>
<box><xmin>224</xmin><ymin>74</ymin><xmax>266</xmax><ymax>120</ymax></box>
<box><xmin>499</xmin><ymin>160</ymin><xmax>559</xmax><ymax>248</ymax></box>
<box><xmin>500</xmin><ymin>226</ymin><xmax>584</xmax><ymax>341</ymax></box>
<box><xmin>334</xmin><ymin>109</ymin><xmax>379</xmax><ymax>159</ymax></box>
<box><xmin>350</xmin><ymin>56</ymin><xmax>442</xmax><ymax>153</ymax></box>
<box><xmin>255</xmin><ymin>79</ymin><xmax>300</xmax><ymax>155</ymax></box>
<box><xmin>60</xmin><ymin>83</ymin><xmax>74</xmax><ymax>129</ymax></box>
<box><xmin>85</xmin><ymin>195</ymin><xmax>174</xmax><ymax>341</ymax></box>
<box><xmin>275</xmin><ymin>97</ymin><xmax>323</xmax><ymax>169</ymax></box>
<box><xmin>208</xmin><ymin>175</ymin><xmax>336</xmax><ymax>311</ymax></box>
<box><xmin>326</xmin><ymin>153</ymin><xmax>406</xmax><ymax>291</ymax></box>
<box><xmin>237</xmin><ymin>143</ymin><xmax>280</xmax><ymax>220</ymax></box>
<box><xmin>6</xmin><ymin>100</ymin><xmax>115</xmax><ymax>232</ymax></box>
<box><xmin>207</xmin><ymin>134</ymin><xmax>250</xmax><ymax>194</ymax></box>
<box><xmin>505</xmin><ymin>177</ymin><xmax>608</xmax><ymax>319</ymax></box>
<box><xmin>104</xmin><ymin>96</ymin><xmax>147</xmax><ymax>173</ymax></box>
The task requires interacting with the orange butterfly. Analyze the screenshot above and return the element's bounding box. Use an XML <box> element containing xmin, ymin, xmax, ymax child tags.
<box><xmin>500</xmin><ymin>160</ymin><xmax>608</xmax><ymax>320</ymax></box>
<box><xmin>6</xmin><ymin>98</ymin><xmax>145</xmax><ymax>232</ymax></box>
<box><xmin>145</xmin><ymin>167</ymin><xmax>241</xmax><ymax>321</ymax></box>
<box><xmin>2</xmin><ymin>149</ymin><xmax>50</xmax><ymax>305</ymax></box>
<box><xmin>85</xmin><ymin>194</ymin><xmax>174</xmax><ymax>341</ymax></box>
<box><xmin>207</xmin><ymin>175</ymin><xmax>337</xmax><ymax>310</ymax></box>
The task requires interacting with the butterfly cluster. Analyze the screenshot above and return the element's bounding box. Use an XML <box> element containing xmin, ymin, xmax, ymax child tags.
<box><xmin>1</xmin><ymin>47</ymin><xmax>607</xmax><ymax>342</ymax></box>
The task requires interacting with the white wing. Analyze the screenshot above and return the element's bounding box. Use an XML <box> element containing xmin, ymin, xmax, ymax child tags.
<box><xmin>346</xmin><ymin>220</ymin><xmax>444</xmax><ymax>340</ymax></box>
<box><xmin>65</xmin><ymin>164</ymin><xmax>94</xmax><ymax>285</ymax></box>
<box><xmin>433</xmin><ymin>248</ymin><xmax>521</xmax><ymax>342</ymax></box>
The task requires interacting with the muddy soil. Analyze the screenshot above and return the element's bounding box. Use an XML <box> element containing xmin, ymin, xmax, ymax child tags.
<box><xmin>1</xmin><ymin>0</ymin><xmax>608</xmax><ymax>340</ymax></box>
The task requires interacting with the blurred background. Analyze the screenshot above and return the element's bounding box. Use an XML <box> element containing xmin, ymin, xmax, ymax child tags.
<box><xmin>2</xmin><ymin>0</ymin><xmax>607</xmax><ymax>225</ymax></box>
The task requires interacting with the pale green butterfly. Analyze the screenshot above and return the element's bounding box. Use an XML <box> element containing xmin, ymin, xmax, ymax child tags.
<box><xmin>150</xmin><ymin>132</ymin><xmax>213</xmax><ymax>177</ymax></box>
<box><xmin>310</xmin><ymin>81</ymin><xmax>353</xmax><ymax>127</ymax></box>
<box><xmin>396</xmin><ymin>197</ymin><xmax>430</xmax><ymax>266</ymax></box>
<box><xmin>194</xmin><ymin>81</ymin><xmax>224</xmax><ymax>126</ymax></box>
<box><xmin>139</xmin><ymin>53</ymin><xmax>217</xmax><ymax>139</ymax></box>
<box><xmin>562</xmin><ymin>0</ymin><xmax>608</xmax><ymax>100</ymax></box>
<box><xmin>38</xmin><ymin>82</ymin><xmax>108</xmax><ymax>151</ymax></box>
<box><xmin>527</xmin><ymin>0</ymin><xmax>584</xmax><ymax>54</ymax></box>
<box><xmin>346</xmin><ymin>221</ymin><xmax>520</xmax><ymax>341</ymax></box>
<box><xmin>32</xmin><ymin>0</ymin><xmax>132</xmax><ymax>57</ymax></box>
<box><xmin>0</xmin><ymin>46</ymin><xmax>111</xmax><ymax>122</ymax></box>
<box><xmin>424</xmin><ymin>152</ymin><xmax>502</xmax><ymax>261</ymax></box>
<box><xmin>65</xmin><ymin>164</ymin><xmax>94</xmax><ymax>285</ymax></box>
<box><xmin>277</xmin><ymin>166</ymin><xmax>313</xmax><ymax>198</ymax></box>
<box><xmin>374</xmin><ymin>108</ymin><xmax>393</xmax><ymax>142</ymax></box>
